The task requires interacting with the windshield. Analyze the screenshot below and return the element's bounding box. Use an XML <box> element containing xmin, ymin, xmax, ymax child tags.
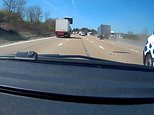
<box><xmin>2</xmin><ymin>1</ymin><xmax>154</xmax><ymax>114</ymax></box>
<box><xmin>0</xmin><ymin>0</ymin><xmax>153</xmax><ymax>66</ymax></box>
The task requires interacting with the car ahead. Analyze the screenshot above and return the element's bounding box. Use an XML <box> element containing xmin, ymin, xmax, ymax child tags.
<box><xmin>143</xmin><ymin>34</ymin><xmax>154</xmax><ymax>67</ymax></box>
<box><xmin>80</xmin><ymin>32</ymin><xmax>86</xmax><ymax>36</ymax></box>
<box><xmin>0</xmin><ymin>51</ymin><xmax>154</xmax><ymax>115</ymax></box>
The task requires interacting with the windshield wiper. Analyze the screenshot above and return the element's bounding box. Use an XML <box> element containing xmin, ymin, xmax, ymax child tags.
<box><xmin>38</xmin><ymin>54</ymin><xmax>104</xmax><ymax>61</ymax></box>
<box><xmin>0</xmin><ymin>51</ymin><xmax>103</xmax><ymax>61</ymax></box>
<box><xmin>0</xmin><ymin>51</ymin><xmax>38</xmax><ymax>61</ymax></box>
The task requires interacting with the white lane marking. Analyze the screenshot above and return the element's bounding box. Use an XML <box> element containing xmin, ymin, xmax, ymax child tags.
<box><xmin>99</xmin><ymin>46</ymin><xmax>105</xmax><ymax>49</ymax></box>
<box><xmin>111</xmin><ymin>43</ymin><xmax>115</xmax><ymax>45</ymax></box>
<box><xmin>58</xmin><ymin>43</ymin><xmax>63</xmax><ymax>46</ymax></box>
<box><xmin>131</xmin><ymin>49</ymin><xmax>139</xmax><ymax>53</ymax></box>
<box><xmin>0</xmin><ymin>37</ymin><xmax>53</xmax><ymax>48</ymax></box>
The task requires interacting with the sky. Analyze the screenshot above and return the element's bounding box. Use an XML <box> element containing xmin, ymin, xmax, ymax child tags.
<box><xmin>1</xmin><ymin>0</ymin><xmax>154</xmax><ymax>34</ymax></box>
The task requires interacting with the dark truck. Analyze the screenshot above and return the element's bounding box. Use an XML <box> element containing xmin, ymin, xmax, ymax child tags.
<box><xmin>97</xmin><ymin>24</ymin><xmax>111</xmax><ymax>39</ymax></box>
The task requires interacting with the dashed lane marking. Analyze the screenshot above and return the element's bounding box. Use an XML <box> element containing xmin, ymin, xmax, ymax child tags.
<box><xmin>99</xmin><ymin>46</ymin><xmax>105</xmax><ymax>49</ymax></box>
<box><xmin>131</xmin><ymin>49</ymin><xmax>139</xmax><ymax>53</ymax></box>
<box><xmin>58</xmin><ymin>43</ymin><xmax>63</xmax><ymax>46</ymax></box>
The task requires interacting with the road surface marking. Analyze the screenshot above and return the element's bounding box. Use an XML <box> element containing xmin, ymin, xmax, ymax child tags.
<box><xmin>131</xmin><ymin>49</ymin><xmax>139</xmax><ymax>53</ymax></box>
<box><xmin>99</xmin><ymin>46</ymin><xmax>105</xmax><ymax>49</ymax></box>
<box><xmin>0</xmin><ymin>37</ymin><xmax>53</xmax><ymax>48</ymax></box>
<box><xmin>58</xmin><ymin>43</ymin><xmax>63</xmax><ymax>46</ymax></box>
<box><xmin>111</xmin><ymin>43</ymin><xmax>115</xmax><ymax>45</ymax></box>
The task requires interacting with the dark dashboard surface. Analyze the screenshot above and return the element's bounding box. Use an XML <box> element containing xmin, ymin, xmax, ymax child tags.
<box><xmin>0</xmin><ymin>60</ymin><xmax>154</xmax><ymax>97</ymax></box>
<box><xmin>0</xmin><ymin>60</ymin><xmax>154</xmax><ymax>114</ymax></box>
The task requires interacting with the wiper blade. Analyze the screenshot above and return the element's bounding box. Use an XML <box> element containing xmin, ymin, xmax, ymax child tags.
<box><xmin>15</xmin><ymin>51</ymin><xmax>38</xmax><ymax>60</ymax></box>
<box><xmin>0</xmin><ymin>51</ymin><xmax>102</xmax><ymax>61</ymax></box>
<box><xmin>38</xmin><ymin>54</ymin><xmax>104</xmax><ymax>61</ymax></box>
<box><xmin>0</xmin><ymin>51</ymin><xmax>38</xmax><ymax>61</ymax></box>
<box><xmin>0</xmin><ymin>54</ymin><xmax>14</xmax><ymax>59</ymax></box>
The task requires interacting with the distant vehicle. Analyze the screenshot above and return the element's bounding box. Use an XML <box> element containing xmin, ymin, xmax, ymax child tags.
<box><xmin>55</xmin><ymin>18</ymin><xmax>73</xmax><ymax>38</ymax></box>
<box><xmin>143</xmin><ymin>34</ymin><xmax>154</xmax><ymax>67</ymax></box>
<box><xmin>80</xmin><ymin>32</ymin><xmax>86</xmax><ymax>36</ymax></box>
<box><xmin>79</xmin><ymin>31</ymin><xmax>82</xmax><ymax>35</ymax></box>
<box><xmin>97</xmin><ymin>24</ymin><xmax>111</xmax><ymax>39</ymax></box>
<box><xmin>87</xmin><ymin>32</ymin><xmax>92</xmax><ymax>36</ymax></box>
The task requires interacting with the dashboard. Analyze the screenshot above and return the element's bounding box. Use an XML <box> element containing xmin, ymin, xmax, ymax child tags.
<box><xmin>0</xmin><ymin>59</ymin><xmax>154</xmax><ymax>114</ymax></box>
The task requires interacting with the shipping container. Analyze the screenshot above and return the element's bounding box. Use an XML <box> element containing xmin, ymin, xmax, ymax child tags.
<box><xmin>55</xmin><ymin>18</ymin><xmax>72</xmax><ymax>38</ymax></box>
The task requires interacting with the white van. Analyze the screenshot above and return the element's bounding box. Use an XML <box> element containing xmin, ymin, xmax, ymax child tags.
<box><xmin>143</xmin><ymin>34</ymin><xmax>154</xmax><ymax>67</ymax></box>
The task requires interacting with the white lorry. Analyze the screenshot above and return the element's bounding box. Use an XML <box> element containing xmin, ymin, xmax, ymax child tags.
<box><xmin>143</xmin><ymin>34</ymin><xmax>154</xmax><ymax>67</ymax></box>
<box><xmin>55</xmin><ymin>18</ymin><xmax>73</xmax><ymax>38</ymax></box>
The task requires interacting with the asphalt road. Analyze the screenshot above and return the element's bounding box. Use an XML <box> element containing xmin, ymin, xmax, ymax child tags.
<box><xmin>0</xmin><ymin>35</ymin><xmax>143</xmax><ymax>65</ymax></box>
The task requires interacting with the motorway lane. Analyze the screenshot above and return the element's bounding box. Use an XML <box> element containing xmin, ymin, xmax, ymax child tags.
<box><xmin>52</xmin><ymin>38</ymin><xmax>87</xmax><ymax>56</ymax></box>
<box><xmin>0</xmin><ymin>37</ymin><xmax>67</xmax><ymax>54</ymax></box>
<box><xmin>0</xmin><ymin>36</ymin><xmax>143</xmax><ymax>65</ymax></box>
<box><xmin>83</xmin><ymin>36</ymin><xmax>143</xmax><ymax>65</ymax></box>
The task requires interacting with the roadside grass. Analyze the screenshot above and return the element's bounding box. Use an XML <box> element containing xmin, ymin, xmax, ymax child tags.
<box><xmin>0</xmin><ymin>28</ymin><xmax>29</xmax><ymax>45</ymax></box>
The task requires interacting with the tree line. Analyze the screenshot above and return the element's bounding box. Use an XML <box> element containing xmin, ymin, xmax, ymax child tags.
<box><xmin>1</xmin><ymin>0</ymin><xmax>47</xmax><ymax>24</ymax></box>
<box><xmin>0</xmin><ymin>0</ymin><xmax>55</xmax><ymax>36</ymax></box>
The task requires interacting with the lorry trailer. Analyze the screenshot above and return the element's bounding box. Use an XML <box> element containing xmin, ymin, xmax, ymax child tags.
<box><xmin>55</xmin><ymin>18</ymin><xmax>73</xmax><ymax>38</ymax></box>
<box><xmin>97</xmin><ymin>24</ymin><xmax>111</xmax><ymax>39</ymax></box>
